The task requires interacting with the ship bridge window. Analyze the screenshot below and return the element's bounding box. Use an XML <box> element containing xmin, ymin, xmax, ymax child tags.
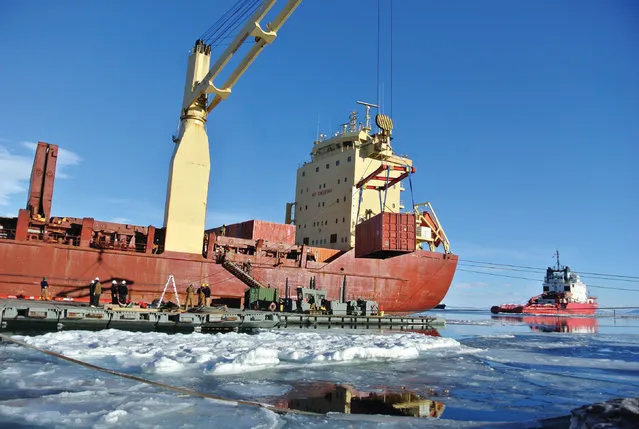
<box><xmin>347</xmin><ymin>156</ymin><xmax>352</xmax><ymax>162</ymax></box>
<box><xmin>336</xmin><ymin>160</ymin><xmax>340</xmax><ymax>166</ymax></box>
<box><xmin>330</xmin><ymin>234</ymin><xmax>337</xmax><ymax>243</ymax></box>
<box><xmin>344</xmin><ymin>177</ymin><xmax>348</xmax><ymax>182</ymax></box>
<box><xmin>564</xmin><ymin>286</ymin><xmax>570</xmax><ymax>291</ymax></box>
<box><xmin>543</xmin><ymin>286</ymin><xmax>549</xmax><ymax>292</ymax></box>
<box><xmin>303</xmin><ymin>237</ymin><xmax>309</xmax><ymax>245</ymax></box>
<box><xmin>302</xmin><ymin>171</ymin><xmax>305</xmax><ymax>177</ymax></box>
<box><xmin>326</xmin><ymin>163</ymin><xmax>329</xmax><ymax>169</ymax></box>
<box><xmin>305</xmin><ymin>205</ymin><xmax>307</xmax><ymax>209</ymax></box>
<box><xmin>315</xmin><ymin>167</ymin><xmax>319</xmax><ymax>172</ymax></box>
<box><xmin>336</xmin><ymin>198</ymin><xmax>339</xmax><ymax>204</ymax></box>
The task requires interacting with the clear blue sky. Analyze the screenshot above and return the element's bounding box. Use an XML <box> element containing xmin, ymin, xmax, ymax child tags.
<box><xmin>1</xmin><ymin>0</ymin><xmax>637</xmax><ymax>308</ymax></box>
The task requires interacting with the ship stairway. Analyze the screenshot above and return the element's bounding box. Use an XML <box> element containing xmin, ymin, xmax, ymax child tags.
<box><xmin>222</xmin><ymin>261</ymin><xmax>266</xmax><ymax>289</ymax></box>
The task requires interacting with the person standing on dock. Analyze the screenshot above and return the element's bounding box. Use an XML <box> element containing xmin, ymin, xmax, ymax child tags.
<box><xmin>118</xmin><ymin>280</ymin><xmax>128</xmax><ymax>306</ymax></box>
<box><xmin>89</xmin><ymin>279</ymin><xmax>96</xmax><ymax>306</ymax></box>
<box><xmin>110</xmin><ymin>280</ymin><xmax>118</xmax><ymax>304</ymax></box>
<box><xmin>40</xmin><ymin>277</ymin><xmax>49</xmax><ymax>301</ymax></box>
<box><xmin>184</xmin><ymin>284</ymin><xmax>194</xmax><ymax>311</ymax></box>
<box><xmin>93</xmin><ymin>277</ymin><xmax>102</xmax><ymax>307</ymax></box>
<box><xmin>197</xmin><ymin>284</ymin><xmax>205</xmax><ymax>307</ymax></box>
<box><xmin>203</xmin><ymin>283</ymin><xmax>211</xmax><ymax>306</ymax></box>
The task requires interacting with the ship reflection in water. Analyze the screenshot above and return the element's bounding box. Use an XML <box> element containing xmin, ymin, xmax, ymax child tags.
<box><xmin>493</xmin><ymin>315</ymin><xmax>599</xmax><ymax>333</ymax></box>
<box><xmin>407</xmin><ymin>328</ymin><xmax>441</xmax><ymax>337</ymax></box>
<box><xmin>274</xmin><ymin>383</ymin><xmax>446</xmax><ymax>418</ymax></box>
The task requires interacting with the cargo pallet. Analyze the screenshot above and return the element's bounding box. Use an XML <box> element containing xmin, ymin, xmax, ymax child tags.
<box><xmin>0</xmin><ymin>299</ymin><xmax>444</xmax><ymax>335</ymax></box>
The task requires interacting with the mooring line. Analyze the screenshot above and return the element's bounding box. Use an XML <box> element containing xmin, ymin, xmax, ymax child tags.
<box><xmin>0</xmin><ymin>333</ymin><xmax>316</xmax><ymax>416</ymax></box>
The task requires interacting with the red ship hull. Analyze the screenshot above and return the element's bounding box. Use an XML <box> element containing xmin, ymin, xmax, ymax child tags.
<box><xmin>0</xmin><ymin>239</ymin><xmax>457</xmax><ymax>313</ymax></box>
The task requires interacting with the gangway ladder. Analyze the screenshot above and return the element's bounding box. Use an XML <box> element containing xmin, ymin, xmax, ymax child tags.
<box><xmin>158</xmin><ymin>275</ymin><xmax>181</xmax><ymax>308</ymax></box>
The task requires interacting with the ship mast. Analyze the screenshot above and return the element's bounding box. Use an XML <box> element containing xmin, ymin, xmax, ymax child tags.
<box><xmin>163</xmin><ymin>0</ymin><xmax>301</xmax><ymax>254</ymax></box>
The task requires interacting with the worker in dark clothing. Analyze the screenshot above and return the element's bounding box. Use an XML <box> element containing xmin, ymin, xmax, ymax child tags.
<box><xmin>94</xmin><ymin>277</ymin><xmax>102</xmax><ymax>307</ymax></box>
<box><xmin>118</xmin><ymin>280</ymin><xmax>128</xmax><ymax>306</ymax></box>
<box><xmin>40</xmin><ymin>277</ymin><xmax>49</xmax><ymax>301</ymax></box>
<box><xmin>203</xmin><ymin>283</ymin><xmax>211</xmax><ymax>306</ymax></box>
<box><xmin>89</xmin><ymin>280</ymin><xmax>96</xmax><ymax>306</ymax></box>
<box><xmin>184</xmin><ymin>284</ymin><xmax>194</xmax><ymax>311</ymax></box>
<box><xmin>197</xmin><ymin>285</ymin><xmax>204</xmax><ymax>307</ymax></box>
<box><xmin>110</xmin><ymin>280</ymin><xmax>118</xmax><ymax>304</ymax></box>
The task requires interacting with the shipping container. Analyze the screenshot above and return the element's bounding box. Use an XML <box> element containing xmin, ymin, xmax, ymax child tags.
<box><xmin>354</xmin><ymin>212</ymin><xmax>416</xmax><ymax>258</ymax></box>
<box><xmin>217</xmin><ymin>220</ymin><xmax>296</xmax><ymax>244</ymax></box>
<box><xmin>306</xmin><ymin>247</ymin><xmax>342</xmax><ymax>263</ymax></box>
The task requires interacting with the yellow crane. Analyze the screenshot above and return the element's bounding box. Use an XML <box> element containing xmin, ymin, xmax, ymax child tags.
<box><xmin>163</xmin><ymin>0</ymin><xmax>302</xmax><ymax>254</ymax></box>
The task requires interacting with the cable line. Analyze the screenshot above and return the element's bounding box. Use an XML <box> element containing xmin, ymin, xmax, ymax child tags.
<box><xmin>199</xmin><ymin>0</ymin><xmax>262</xmax><ymax>48</ymax></box>
<box><xmin>0</xmin><ymin>333</ymin><xmax>317</xmax><ymax>416</ymax></box>
<box><xmin>458</xmin><ymin>259</ymin><xmax>639</xmax><ymax>282</ymax></box>
<box><xmin>457</xmin><ymin>268</ymin><xmax>639</xmax><ymax>292</ymax></box>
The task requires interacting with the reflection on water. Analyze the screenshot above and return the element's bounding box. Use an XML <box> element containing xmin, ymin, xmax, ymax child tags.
<box><xmin>493</xmin><ymin>315</ymin><xmax>599</xmax><ymax>333</ymax></box>
<box><xmin>406</xmin><ymin>328</ymin><xmax>440</xmax><ymax>337</ymax></box>
<box><xmin>275</xmin><ymin>383</ymin><xmax>446</xmax><ymax>418</ymax></box>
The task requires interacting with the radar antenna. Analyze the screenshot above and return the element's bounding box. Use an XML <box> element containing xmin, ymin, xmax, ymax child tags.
<box><xmin>356</xmin><ymin>101</ymin><xmax>379</xmax><ymax>130</ymax></box>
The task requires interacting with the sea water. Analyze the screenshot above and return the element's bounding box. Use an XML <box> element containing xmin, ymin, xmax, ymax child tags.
<box><xmin>0</xmin><ymin>310</ymin><xmax>637</xmax><ymax>428</ymax></box>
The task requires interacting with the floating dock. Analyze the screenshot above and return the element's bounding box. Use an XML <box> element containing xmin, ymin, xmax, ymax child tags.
<box><xmin>0</xmin><ymin>299</ymin><xmax>444</xmax><ymax>334</ymax></box>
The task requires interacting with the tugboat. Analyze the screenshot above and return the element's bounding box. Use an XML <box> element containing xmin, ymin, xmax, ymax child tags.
<box><xmin>491</xmin><ymin>251</ymin><xmax>598</xmax><ymax>316</ymax></box>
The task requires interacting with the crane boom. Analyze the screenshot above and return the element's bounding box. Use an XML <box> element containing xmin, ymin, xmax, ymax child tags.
<box><xmin>185</xmin><ymin>0</ymin><xmax>302</xmax><ymax>113</ymax></box>
<box><xmin>163</xmin><ymin>0</ymin><xmax>302</xmax><ymax>255</ymax></box>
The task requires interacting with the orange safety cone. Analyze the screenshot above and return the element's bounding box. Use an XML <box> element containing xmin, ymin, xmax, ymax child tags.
<box><xmin>379</xmin><ymin>304</ymin><xmax>384</xmax><ymax>317</ymax></box>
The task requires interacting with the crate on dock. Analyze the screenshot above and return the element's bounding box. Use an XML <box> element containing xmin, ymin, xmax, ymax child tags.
<box><xmin>244</xmin><ymin>287</ymin><xmax>279</xmax><ymax>310</ymax></box>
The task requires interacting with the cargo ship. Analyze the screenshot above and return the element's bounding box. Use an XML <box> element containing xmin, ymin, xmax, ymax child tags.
<box><xmin>0</xmin><ymin>3</ymin><xmax>457</xmax><ymax>313</ymax></box>
<box><xmin>491</xmin><ymin>251</ymin><xmax>597</xmax><ymax>316</ymax></box>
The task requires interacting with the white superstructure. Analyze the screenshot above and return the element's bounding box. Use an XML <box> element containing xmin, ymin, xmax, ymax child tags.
<box><xmin>288</xmin><ymin>104</ymin><xmax>413</xmax><ymax>251</ymax></box>
<box><xmin>541</xmin><ymin>251</ymin><xmax>593</xmax><ymax>304</ymax></box>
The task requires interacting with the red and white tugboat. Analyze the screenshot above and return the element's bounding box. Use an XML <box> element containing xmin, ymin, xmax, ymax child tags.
<box><xmin>491</xmin><ymin>251</ymin><xmax>598</xmax><ymax>316</ymax></box>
